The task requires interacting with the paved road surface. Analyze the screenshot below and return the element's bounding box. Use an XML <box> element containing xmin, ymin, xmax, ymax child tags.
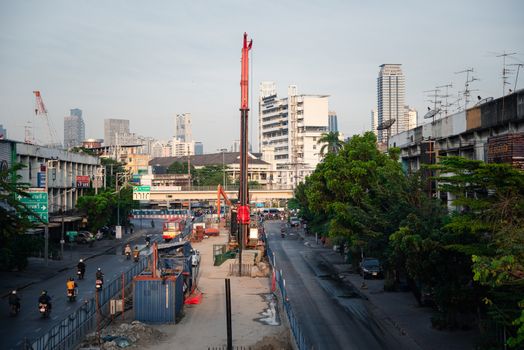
<box><xmin>0</xmin><ymin>221</ymin><xmax>165</xmax><ymax>350</ymax></box>
<box><xmin>266</xmin><ymin>221</ymin><xmax>414</xmax><ymax>350</ymax></box>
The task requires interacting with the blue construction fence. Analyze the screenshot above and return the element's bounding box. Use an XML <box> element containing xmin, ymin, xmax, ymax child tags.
<box><xmin>266</xmin><ymin>246</ymin><xmax>309</xmax><ymax>350</ymax></box>
<box><xmin>26</xmin><ymin>257</ymin><xmax>149</xmax><ymax>350</ymax></box>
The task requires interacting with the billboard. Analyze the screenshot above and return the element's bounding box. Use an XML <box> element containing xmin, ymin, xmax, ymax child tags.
<box><xmin>76</xmin><ymin>175</ymin><xmax>90</xmax><ymax>188</ymax></box>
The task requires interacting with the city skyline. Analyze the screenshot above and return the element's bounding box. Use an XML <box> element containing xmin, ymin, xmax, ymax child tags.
<box><xmin>1</xmin><ymin>1</ymin><xmax>523</xmax><ymax>152</ymax></box>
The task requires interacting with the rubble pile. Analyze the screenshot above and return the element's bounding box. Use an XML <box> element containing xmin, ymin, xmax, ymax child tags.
<box><xmin>80</xmin><ymin>321</ymin><xmax>164</xmax><ymax>349</ymax></box>
<box><xmin>251</xmin><ymin>261</ymin><xmax>270</xmax><ymax>277</ymax></box>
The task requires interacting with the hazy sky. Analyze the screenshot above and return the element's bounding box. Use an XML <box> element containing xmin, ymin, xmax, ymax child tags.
<box><xmin>1</xmin><ymin>0</ymin><xmax>523</xmax><ymax>152</ymax></box>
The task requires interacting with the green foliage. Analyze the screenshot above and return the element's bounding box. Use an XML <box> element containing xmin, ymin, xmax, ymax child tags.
<box><xmin>317</xmin><ymin>131</ymin><xmax>344</xmax><ymax>156</ymax></box>
<box><xmin>101</xmin><ymin>158</ymin><xmax>126</xmax><ymax>189</ymax></box>
<box><xmin>167</xmin><ymin>161</ymin><xmax>194</xmax><ymax>175</ymax></box>
<box><xmin>192</xmin><ymin>165</ymin><xmax>228</xmax><ymax>186</ymax></box>
<box><xmin>293</xmin><ymin>136</ymin><xmax>524</xmax><ymax>347</ymax></box>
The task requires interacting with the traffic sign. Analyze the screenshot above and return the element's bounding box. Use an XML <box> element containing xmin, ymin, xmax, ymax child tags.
<box><xmin>133</xmin><ymin>186</ymin><xmax>151</xmax><ymax>200</ymax></box>
<box><xmin>18</xmin><ymin>190</ymin><xmax>48</xmax><ymax>223</ymax></box>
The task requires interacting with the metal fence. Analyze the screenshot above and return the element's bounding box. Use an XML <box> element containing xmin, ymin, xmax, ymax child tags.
<box><xmin>266</xmin><ymin>246</ymin><xmax>309</xmax><ymax>350</ymax></box>
<box><xmin>26</xmin><ymin>257</ymin><xmax>149</xmax><ymax>350</ymax></box>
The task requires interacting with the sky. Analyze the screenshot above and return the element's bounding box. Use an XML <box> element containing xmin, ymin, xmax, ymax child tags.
<box><xmin>1</xmin><ymin>0</ymin><xmax>523</xmax><ymax>152</ymax></box>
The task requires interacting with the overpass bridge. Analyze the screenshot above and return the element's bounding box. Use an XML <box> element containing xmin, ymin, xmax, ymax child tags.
<box><xmin>135</xmin><ymin>185</ymin><xmax>294</xmax><ymax>205</ymax></box>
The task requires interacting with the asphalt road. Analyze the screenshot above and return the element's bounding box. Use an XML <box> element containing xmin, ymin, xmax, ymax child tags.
<box><xmin>266</xmin><ymin>221</ymin><xmax>410</xmax><ymax>350</ymax></box>
<box><xmin>0</xmin><ymin>220</ymin><xmax>165</xmax><ymax>350</ymax></box>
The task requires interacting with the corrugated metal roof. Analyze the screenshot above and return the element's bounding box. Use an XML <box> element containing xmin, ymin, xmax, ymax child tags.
<box><xmin>149</xmin><ymin>152</ymin><xmax>268</xmax><ymax>167</ymax></box>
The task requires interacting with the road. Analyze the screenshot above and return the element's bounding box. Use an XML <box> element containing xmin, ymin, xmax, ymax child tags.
<box><xmin>0</xmin><ymin>219</ymin><xmax>166</xmax><ymax>350</ymax></box>
<box><xmin>266</xmin><ymin>221</ymin><xmax>414</xmax><ymax>350</ymax></box>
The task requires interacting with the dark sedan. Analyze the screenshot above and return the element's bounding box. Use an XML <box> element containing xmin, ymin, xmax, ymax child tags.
<box><xmin>359</xmin><ymin>258</ymin><xmax>383</xmax><ymax>279</ymax></box>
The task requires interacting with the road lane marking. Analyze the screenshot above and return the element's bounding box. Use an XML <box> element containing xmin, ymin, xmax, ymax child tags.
<box><xmin>52</xmin><ymin>316</ymin><xmax>57</xmax><ymax>320</ymax></box>
<box><xmin>16</xmin><ymin>340</ymin><xmax>22</xmax><ymax>345</ymax></box>
<box><xmin>35</xmin><ymin>327</ymin><xmax>41</xmax><ymax>332</ymax></box>
<box><xmin>66</xmin><ymin>306</ymin><xmax>71</xmax><ymax>310</ymax></box>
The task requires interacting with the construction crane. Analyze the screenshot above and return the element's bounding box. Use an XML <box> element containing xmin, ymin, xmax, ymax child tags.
<box><xmin>236</xmin><ymin>32</ymin><xmax>253</xmax><ymax>276</ymax></box>
<box><xmin>33</xmin><ymin>90</ymin><xmax>59</xmax><ymax>147</ymax></box>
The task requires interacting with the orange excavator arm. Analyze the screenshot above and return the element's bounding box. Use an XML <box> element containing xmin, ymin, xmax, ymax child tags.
<box><xmin>217</xmin><ymin>184</ymin><xmax>232</xmax><ymax>218</ymax></box>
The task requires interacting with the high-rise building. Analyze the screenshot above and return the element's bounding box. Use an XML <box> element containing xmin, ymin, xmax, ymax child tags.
<box><xmin>377</xmin><ymin>64</ymin><xmax>406</xmax><ymax>143</ymax></box>
<box><xmin>172</xmin><ymin>139</ymin><xmax>194</xmax><ymax>157</ymax></box>
<box><xmin>328</xmin><ymin>111</ymin><xmax>338</xmax><ymax>132</ymax></box>
<box><xmin>258</xmin><ymin>82</ymin><xmax>329</xmax><ymax>187</ymax></box>
<box><xmin>0</xmin><ymin>124</ymin><xmax>7</xmax><ymax>140</ymax></box>
<box><xmin>64</xmin><ymin>109</ymin><xmax>85</xmax><ymax>149</ymax></box>
<box><xmin>194</xmin><ymin>142</ymin><xmax>204</xmax><ymax>155</ymax></box>
<box><xmin>175</xmin><ymin>113</ymin><xmax>192</xmax><ymax>143</ymax></box>
<box><xmin>405</xmin><ymin>106</ymin><xmax>418</xmax><ymax>130</ymax></box>
<box><xmin>371</xmin><ymin>108</ymin><xmax>378</xmax><ymax>139</ymax></box>
<box><xmin>104</xmin><ymin>119</ymin><xmax>130</xmax><ymax>146</ymax></box>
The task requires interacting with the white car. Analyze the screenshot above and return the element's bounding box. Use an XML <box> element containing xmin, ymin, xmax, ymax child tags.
<box><xmin>290</xmin><ymin>217</ymin><xmax>300</xmax><ymax>227</ymax></box>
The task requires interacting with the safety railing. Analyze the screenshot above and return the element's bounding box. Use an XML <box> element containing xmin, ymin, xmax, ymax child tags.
<box><xmin>26</xmin><ymin>257</ymin><xmax>149</xmax><ymax>350</ymax></box>
<box><xmin>266</xmin><ymin>246</ymin><xmax>309</xmax><ymax>350</ymax></box>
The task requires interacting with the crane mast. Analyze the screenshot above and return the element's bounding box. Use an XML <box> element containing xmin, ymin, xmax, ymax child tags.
<box><xmin>236</xmin><ymin>33</ymin><xmax>252</xmax><ymax>276</ymax></box>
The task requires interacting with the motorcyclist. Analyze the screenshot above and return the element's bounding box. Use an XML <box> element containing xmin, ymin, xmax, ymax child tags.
<box><xmin>77</xmin><ymin>259</ymin><xmax>86</xmax><ymax>278</ymax></box>
<box><xmin>151</xmin><ymin>220</ymin><xmax>155</xmax><ymax>228</ymax></box>
<box><xmin>8</xmin><ymin>290</ymin><xmax>20</xmax><ymax>313</ymax></box>
<box><xmin>124</xmin><ymin>244</ymin><xmax>132</xmax><ymax>258</ymax></box>
<box><xmin>133</xmin><ymin>246</ymin><xmax>140</xmax><ymax>261</ymax></box>
<box><xmin>145</xmin><ymin>235</ymin><xmax>151</xmax><ymax>246</ymax></box>
<box><xmin>38</xmin><ymin>290</ymin><xmax>52</xmax><ymax>310</ymax></box>
<box><xmin>66</xmin><ymin>277</ymin><xmax>77</xmax><ymax>292</ymax></box>
<box><xmin>95</xmin><ymin>268</ymin><xmax>104</xmax><ymax>283</ymax></box>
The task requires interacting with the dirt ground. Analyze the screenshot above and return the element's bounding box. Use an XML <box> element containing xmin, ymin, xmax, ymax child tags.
<box><xmin>142</xmin><ymin>228</ymin><xmax>290</xmax><ymax>350</ymax></box>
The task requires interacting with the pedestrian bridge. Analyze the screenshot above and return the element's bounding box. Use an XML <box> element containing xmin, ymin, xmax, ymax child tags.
<box><xmin>145</xmin><ymin>186</ymin><xmax>294</xmax><ymax>203</ymax></box>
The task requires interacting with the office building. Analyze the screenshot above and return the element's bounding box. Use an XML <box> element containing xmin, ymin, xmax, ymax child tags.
<box><xmin>64</xmin><ymin>109</ymin><xmax>85</xmax><ymax>149</ymax></box>
<box><xmin>328</xmin><ymin>111</ymin><xmax>338</xmax><ymax>132</ymax></box>
<box><xmin>371</xmin><ymin>109</ymin><xmax>378</xmax><ymax>138</ymax></box>
<box><xmin>194</xmin><ymin>142</ymin><xmax>204</xmax><ymax>155</ymax></box>
<box><xmin>258</xmin><ymin>82</ymin><xmax>329</xmax><ymax>187</ymax></box>
<box><xmin>377</xmin><ymin>64</ymin><xmax>406</xmax><ymax>143</ymax></box>
<box><xmin>172</xmin><ymin>139</ymin><xmax>194</xmax><ymax>157</ymax></box>
<box><xmin>175</xmin><ymin>113</ymin><xmax>192</xmax><ymax>143</ymax></box>
<box><xmin>405</xmin><ymin>106</ymin><xmax>418</xmax><ymax>130</ymax></box>
<box><xmin>104</xmin><ymin>119</ymin><xmax>130</xmax><ymax>146</ymax></box>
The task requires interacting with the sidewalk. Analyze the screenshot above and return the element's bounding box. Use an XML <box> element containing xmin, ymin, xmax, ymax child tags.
<box><xmin>0</xmin><ymin>226</ymin><xmax>150</xmax><ymax>298</ymax></box>
<box><xmin>298</xmin><ymin>228</ymin><xmax>479</xmax><ymax>350</ymax></box>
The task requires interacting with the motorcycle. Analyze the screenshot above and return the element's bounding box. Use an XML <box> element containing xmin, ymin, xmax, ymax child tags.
<box><xmin>125</xmin><ymin>251</ymin><xmax>131</xmax><ymax>260</ymax></box>
<box><xmin>39</xmin><ymin>303</ymin><xmax>50</xmax><ymax>318</ymax></box>
<box><xmin>95</xmin><ymin>279</ymin><xmax>103</xmax><ymax>291</ymax></box>
<box><xmin>133</xmin><ymin>253</ymin><xmax>139</xmax><ymax>263</ymax></box>
<box><xmin>77</xmin><ymin>269</ymin><xmax>84</xmax><ymax>280</ymax></box>
<box><xmin>9</xmin><ymin>304</ymin><xmax>20</xmax><ymax>317</ymax></box>
<box><xmin>67</xmin><ymin>289</ymin><xmax>77</xmax><ymax>302</ymax></box>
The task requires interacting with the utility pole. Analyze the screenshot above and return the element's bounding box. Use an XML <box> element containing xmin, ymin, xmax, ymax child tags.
<box><xmin>237</xmin><ymin>33</ymin><xmax>253</xmax><ymax>276</ymax></box>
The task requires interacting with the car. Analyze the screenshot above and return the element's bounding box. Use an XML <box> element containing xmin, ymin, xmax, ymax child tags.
<box><xmin>75</xmin><ymin>231</ymin><xmax>95</xmax><ymax>244</ymax></box>
<box><xmin>359</xmin><ymin>258</ymin><xmax>383</xmax><ymax>279</ymax></box>
<box><xmin>289</xmin><ymin>217</ymin><xmax>300</xmax><ymax>227</ymax></box>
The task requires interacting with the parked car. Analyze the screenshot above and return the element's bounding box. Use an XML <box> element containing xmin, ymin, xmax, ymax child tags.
<box><xmin>289</xmin><ymin>217</ymin><xmax>300</xmax><ymax>227</ymax></box>
<box><xmin>76</xmin><ymin>231</ymin><xmax>95</xmax><ymax>244</ymax></box>
<box><xmin>359</xmin><ymin>258</ymin><xmax>383</xmax><ymax>279</ymax></box>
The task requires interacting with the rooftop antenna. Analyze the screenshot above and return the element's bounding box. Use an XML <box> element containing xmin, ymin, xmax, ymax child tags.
<box><xmin>508</xmin><ymin>63</ymin><xmax>523</xmax><ymax>92</ymax></box>
<box><xmin>423</xmin><ymin>88</ymin><xmax>441</xmax><ymax>123</ymax></box>
<box><xmin>455</xmin><ymin>68</ymin><xmax>479</xmax><ymax>111</ymax></box>
<box><xmin>436</xmin><ymin>83</ymin><xmax>453</xmax><ymax>116</ymax></box>
<box><xmin>496</xmin><ymin>51</ymin><xmax>516</xmax><ymax>96</ymax></box>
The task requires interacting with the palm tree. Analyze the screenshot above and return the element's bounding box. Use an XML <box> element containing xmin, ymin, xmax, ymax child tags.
<box><xmin>318</xmin><ymin>131</ymin><xmax>343</xmax><ymax>156</ymax></box>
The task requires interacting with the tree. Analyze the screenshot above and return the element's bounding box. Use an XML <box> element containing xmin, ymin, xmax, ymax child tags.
<box><xmin>434</xmin><ymin>157</ymin><xmax>524</xmax><ymax>347</ymax></box>
<box><xmin>318</xmin><ymin>131</ymin><xmax>344</xmax><ymax>156</ymax></box>
<box><xmin>167</xmin><ymin>161</ymin><xmax>194</xmax><ymax>175</ymax></box>
<box><xmin>0</xmin><ymin>163</ymin><xmax>41</xmax><ymax>270</ymax></box>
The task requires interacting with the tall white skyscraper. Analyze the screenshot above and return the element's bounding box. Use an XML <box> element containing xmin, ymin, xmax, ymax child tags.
<box><xmin>258</xmin><ymin>82</ymin><xmax>329</xmax><ymax>187</ymax></box>
<box><xmin>104</xmin><ymin>119</ymin><xmax>130</xmax><ymax>146</ymax></box>
<box><xmin>175</xmin><ymin>113</ymin><xmax>192</xmax><ymax>143</ymax></box>
<box><xmin>377</xmin><ymin>64</ymin><xmax>405</xmax><ymax>143</ymax></box>
<box><xmin>371</xmin><ymin>108</ymin><xmax>378</xmax><ymax>139</ymax></box>
<box><xmin>64</xmin><ymin>109</ymin><xmax>85</xmax><ymax>148</ymax></box>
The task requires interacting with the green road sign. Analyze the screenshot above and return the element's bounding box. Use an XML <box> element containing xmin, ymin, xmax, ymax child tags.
<box><xmin>18</xmin><ymin>191</ymin><xmax>48</xmax><ymax>223</ymax></box>
<box><xmin>134</xmin><ymin>186</ymin><xmax>150</xmax><ymax>192</ymax></box>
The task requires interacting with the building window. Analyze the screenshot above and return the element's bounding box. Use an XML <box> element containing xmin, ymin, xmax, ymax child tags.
<box><xmin>313</xmin><ymin>145</ymin><xmax>316</xmax><ymax>150</ymax></box>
